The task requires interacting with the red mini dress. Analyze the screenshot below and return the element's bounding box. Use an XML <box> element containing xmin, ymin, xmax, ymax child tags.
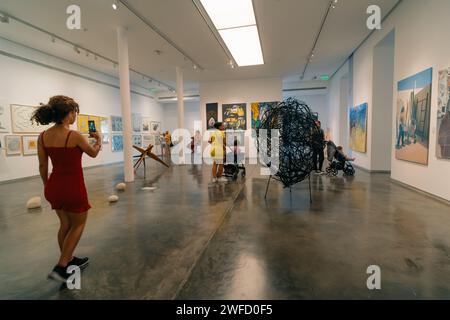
<box><xmin>41</xmin><ymin>130</ymin><xmax>91</xmax><ymax>213</ymax></box>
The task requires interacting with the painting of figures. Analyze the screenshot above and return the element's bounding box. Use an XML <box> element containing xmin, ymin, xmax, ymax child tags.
<box><xmin>396</xmin><ymin>68</ymin><xmax>432</xmax><ymax>165</ymax></box>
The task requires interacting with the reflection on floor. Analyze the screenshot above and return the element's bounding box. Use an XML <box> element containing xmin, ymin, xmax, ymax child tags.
<box><xmin>0</xmin><ymin>162</ymin><xmax>449</xmax><ymax>299</ymax></box>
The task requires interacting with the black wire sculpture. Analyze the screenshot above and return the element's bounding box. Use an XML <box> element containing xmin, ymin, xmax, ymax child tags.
<box><xmin>257</xmin><ymin>98</ymin><xmax>318</xmax><ymax>202</ymax></box>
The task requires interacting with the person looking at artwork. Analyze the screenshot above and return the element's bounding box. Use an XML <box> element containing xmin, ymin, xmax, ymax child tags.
<box><xmin>208</xmin><ymin>122</ymin><xmax>227</xmax><ymax>183</ymax></box>
<box><xmin>312</xmin><ymin>120</ymin><xmax>326</xmax><ymax>175</ymax></box>
<box><xmin>164</xmin><ymin>131</ymin><xmax>172</xmax><ymax>156</ymax></box>
<box><xmin>31</xmin><ymin>95</ymin><xmax>102</xmax><ymax>283</ymax></box>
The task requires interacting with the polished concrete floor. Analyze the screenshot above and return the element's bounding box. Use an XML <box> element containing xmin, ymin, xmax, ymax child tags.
<box><xmin>0</xmin><ymin>161</ymin><xmax>449</xmax><ymax>299</ymax></box>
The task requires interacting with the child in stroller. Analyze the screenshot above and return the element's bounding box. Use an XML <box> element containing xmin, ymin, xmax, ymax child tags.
<box><xmin>325</xmin><ymin>141</ymin><xmax>356</xmax><ymax>177</ymax></box>
<box><xmin>223</xmin><ymin>137</ymin><xmax>246</xmax><ymax>180</ymax></box>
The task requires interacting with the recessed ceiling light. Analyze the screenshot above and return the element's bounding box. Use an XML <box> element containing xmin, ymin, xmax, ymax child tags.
<box><xmin>200</xmin><ymin>0</ymin><xmax>264</xmax><ymax>67</ymax></box>
<box><xmin>112</xmin><ymin>1</ymin><xmax>118</xmax><ymax>10</ymax></box>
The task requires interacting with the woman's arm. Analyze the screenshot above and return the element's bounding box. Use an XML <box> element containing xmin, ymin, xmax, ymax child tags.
<box><xmin>74</xmin><ymin>131</ymin><xmax>102</xmax><ymax>158</ymax></box>
<box><xmin>37</xmin><ymin>134</ymin><xmax>48</xmax><ymax>185</ymax></box>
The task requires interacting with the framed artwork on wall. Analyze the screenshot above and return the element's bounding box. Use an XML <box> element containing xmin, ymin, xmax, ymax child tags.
<box><xmin>142</xmin><ymin>117</ymin><xmax>152</xmax><ymax>132</ymax></box>
<box><xmin>77</xmin><ymin>114</ymin><xmax>89</xmax><ymax>134</ymax></box>
<box><xmin>132</xmin><ymin>134</ymin><xmax>142</xmax><ymax>147</ymax></box>
<box><xmin>349</xmin><ymin>103</ymin><xmax>368</xmax><ymax>153</ymax></box>
<box><xmin>111</xmin><ymin>134</ymin><xmax>123</xmax><ymax>152</ymax></box>
<box><xmin>395</xmin><ymin>68</ymin><xmax>432</xmax><ymax>165</ymax></box>
<box><xmin>0</xmin><ymin>100</ymin><xmax>10</xmax><ymax>133</ymax></box>
<box><xmin>206</xmin><ymin>103</ymin><xmax>218</xmax><ymax>130</ymax></box>
<box><xmin>11</xmin><ymin>104</ymin><xmax>51</xmax><ymax>134</ymax></box>
<box><xmin>111</xmin><ymin>116</ymin><xmax>123</xmax><ymax>132</ymax></box>
<box><xmin>222</xmin><ymin>103</ymin><xmax>247</xmax><ymax>130</ymax></box>
<box><xmin>5</xmin><ymin>135</ymin><xmax>22</xmax><ymax>156</ymax></box>
<box><xmin>251</xmin><ymin>102</ymin><xmax>277</xmax><ymax>130</ymax></box>
<box><xmin>150</xmin><ymin>121</ymin><xmax>161</xmax><ymax>134</ymax></box>
<box><xmin>132</xmin><ymin>113</ymin><xmax>142</xmax><ymax>133</ymax></box>
<box><xmin>437</xmin><ymin>68</ymin><xmax>450</xmax><ymax>159</ymax></box>
<box><xmin>143</xmin><ymin>135</ymin><xmax>155</xmax><ymax>147</ymax></box>
<box><xmin>22</xmin><ymin>135</ymin><xmax>39</xmax><ymax>156</ymax></box>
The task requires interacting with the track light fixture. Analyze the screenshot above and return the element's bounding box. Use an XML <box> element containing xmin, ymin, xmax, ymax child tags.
<box><xmin>51</xmin><ymin>36</ymin><xmax>56</xmax><ymax>43</ymax></box>
<box><xmin>73</xmin><ymin>46</ymin><xmax>81</xmax><ymax>54</ymax></box>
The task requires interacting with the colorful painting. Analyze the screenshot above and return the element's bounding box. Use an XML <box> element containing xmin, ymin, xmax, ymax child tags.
<box><xmin>437</xmin><ymin>68</ymin><xmax>450</xmax><ymax>159</ymax></box>
<box><xmin>111</xmin><ymin>116</ymin><xmax>123</xmax><ymax>132</ymax></box>
<box><xmin>111</xmin><ymin>134</ymin><xmax>123</xmax><ymax>152</ymax></box>
<box><xmin>11</xmin><ymin>104</ymin><xmax>51</xmax><ymax>134</ymax></box>
<box><xmin>206</xmin><ymin>103</ymin><xmax>218</xmax><ymax>130</ymax></box>
<box><xmin>132</xmin><ymin>113</ymin><xmax>142</xmax><ymax>133</ymax></box>
<box><xmin>396</xmin><ymin>68</ymin><xmax>432</xmax><ymax>165</ymax></box>
<box><xmin>349</xmin><ymin>103</ymin><xmax>368</xmax><ymax>153</ymax></box>
<box><xmin>77</xmin><ymin>114</ymin><xmax>89</xmax><ymax>133</ymax></box>
<box><xmin>142</xmin><ymin>117</ymin><xmax>152</xmax><ymax>132</ymax></box>
<box><xmin>251</xmin><ymin>102</ymin><xmax>277</xmax><ymax>129</ymax></box>
<box><xmin>0</xmin><ymin>100</ymin><xmax>10</xmax><ymax>133</ymax></box>
<box><xmin>222</xmin><ymin>103</ymin><xmax>247</xmax><ymax>130</ymax></box>
<box><xmin>132</xmin><ymin>135</ymin><xmax>142</xmax><ymax>147</ymax></box>
<box><xmin>5</xmin><ymin>135</ymin><xmax>22</xmax><ymax>156</ymax></box>
<box><xmin>22</xmin><ymin>135</ymin><xmax>38</xmax><ymax>156</ymax></box>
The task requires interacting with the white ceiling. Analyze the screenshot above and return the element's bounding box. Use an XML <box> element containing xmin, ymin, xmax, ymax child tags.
<box><xmin>0</xmin><ymin>0</ymin><xmax>400</xmax><ymax>93</ymax></box>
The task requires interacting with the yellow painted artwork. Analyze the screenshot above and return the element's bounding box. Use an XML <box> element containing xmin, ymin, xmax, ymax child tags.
<box><xmin>77</xmin><ymin>114</ymin><xmax>89</xmax><ymax>133</ymax></box>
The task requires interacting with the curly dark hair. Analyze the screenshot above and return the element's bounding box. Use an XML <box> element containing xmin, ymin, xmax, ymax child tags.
<box><xmin>31</xmin><ymin>95</ymin><xmax>79</xmax><ymax>125</ymax></box>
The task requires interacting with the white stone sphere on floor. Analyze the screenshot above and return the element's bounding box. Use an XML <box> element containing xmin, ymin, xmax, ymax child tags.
<box><xmin>26</xmin><ymin>196</ymin><xmax>41</xmax><ymax>209</ymax></box>
<box><xmin>108</xmin><ymin>195</ymin><xmax>119</xmax><ymax>203</ymax></box>
<box><xmin>116</xmin><ymin>182</ymin><xmax>126</xmax><ymax>191</ymax></box>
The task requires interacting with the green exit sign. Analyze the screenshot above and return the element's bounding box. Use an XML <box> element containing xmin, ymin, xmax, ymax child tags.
<box><xmin>320</xmin><ymin>75</ymin><xmax>330</xmax><ymax>81</ymax></box>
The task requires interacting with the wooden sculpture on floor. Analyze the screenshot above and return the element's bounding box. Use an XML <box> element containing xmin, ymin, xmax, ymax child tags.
<box><xmin>133</xmin><ymin>144</ymin><xmax>169</xmax><ymax>178</ymax></box>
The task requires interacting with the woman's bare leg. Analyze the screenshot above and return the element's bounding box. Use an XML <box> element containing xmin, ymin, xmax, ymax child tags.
<box><xmin>58</xmin><ymin>211</ymin><xmax>88</xmax><ymax>267</ymax></box>
<box><xmin>212</xmin><ymin>161</ymin><xmax>218</xmax><ymax>179</ymax></box>
<box><xmin>55</xmin><ymin>210</ymin><xmax>71</xmax><ymax>252</ymax></box>
<box><xmin>217</xmin><ymin>164</ymin><xmax>224</xmax><ymax>178</ymax></box>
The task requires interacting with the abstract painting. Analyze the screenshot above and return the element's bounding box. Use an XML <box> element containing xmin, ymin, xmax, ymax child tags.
<box><xmin>437</xmin><ymin>68</ymin><xmax>450</xmax><ymax>159</ymax></box>
<box><xmin>111</xmin><ymin>134</ymin><xmax>123</xmax><ymax>152</ymax></box>
<box><xmin>222</xmin><ymin>103</ymin><xmax>247</xmax><ymax>130</ymax></box>
<box><xmin>396</xmin><ymin>68</ymin><xmax>432</xmax><ymax>165</ymax></box>
<box><xmin>150</xmin><ymin>122</ymin><xmax>161</xmax><ymax>134</ymax></box>
<box><xmin>22</xmin><ymin>135</ymin><xmax>38</xmax><ymax>156</ymax></box>
<box><xmin>349</xmin><ymin>103</ymin><xmax>368</xmax><ymax>153</ymax></box>
<box><xmin>0</xmin><ymin>100</ymin><xmax>10</xmax><ymax>133</ymax></box>
<box><xmin>5</xmin><ymin>135</ymin><xmax>22</xmax><ymax>156</ymax></box>
<box><xmin>132</xmin><ymin>113</ymin><xmax>142</xmax><ymax>133</ymax></box>
<box><xmin>11</xmin><ymin>104</ymin><xmax>51</xmax><ymax>134</ymax></box>
<box><xmin>251</xmin><ymin>102</ymin><xmax>277</xmax><ymax>130</ymax></box>
<box><xmin>206</xmin><ymin>103</ymin><xmax>218</xmax><ymax>130</ymax></box>
<box><xmin>111</xmin><ymin>116</ymin><xmax>123</xmax><ymax>132</ymax></box>
<box><xmin>132</xmin><ymin>134</ymin><xmax>142</xmax><ymax>147</ymax></box>
<box><xmin>142</xmin><ymin>117</ymin><xmax>152</xmax><ymax>132</ymax></box>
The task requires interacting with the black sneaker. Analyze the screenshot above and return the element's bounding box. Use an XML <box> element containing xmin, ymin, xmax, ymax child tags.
<box><xmin>48</xmin><ymin>265</ymin><xmax>69</xmax><ymax>283</ymax></box>
<box><xmin>68</xmin><ymin>256</ymin><xmax>89</xmax><ymax>270</ymax></box>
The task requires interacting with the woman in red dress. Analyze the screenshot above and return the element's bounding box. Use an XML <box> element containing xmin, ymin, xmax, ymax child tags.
<box><xmin>32</xmin><ymin>96</ymin><xmax>102</xmax><ymax>283</ymax></box>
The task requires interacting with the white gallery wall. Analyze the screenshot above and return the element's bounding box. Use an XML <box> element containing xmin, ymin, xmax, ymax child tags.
<box><xmin>284</xmin><ymin>91</ymin><xmax>329</xmax><ymax>134</ymax></box>
<box><xmin>162</xmin><ymin>101</ymin><xmax>201</xmax><ymax>135</ymax></box>
<box><xmin>0</xmin><ymin>38</ymin><xmax>164</xmax><ymax>183</ymax></box>
<box><xmin>326</xmin><ymin>0</ymin><xmax>450</xmax><ymax>201</ymax></box>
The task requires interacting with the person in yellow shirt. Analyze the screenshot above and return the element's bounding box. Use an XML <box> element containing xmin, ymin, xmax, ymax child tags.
<box><xmin>209</xmin><ymin>122</ymin><xmax>227</xmax><ymax>183</ymax></box>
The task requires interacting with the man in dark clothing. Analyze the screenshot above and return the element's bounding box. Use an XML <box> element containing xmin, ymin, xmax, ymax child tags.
<box><xmin>312</xmin><ymin>120</ymin><xmax>326</xmax><ymax>174</ymax></box>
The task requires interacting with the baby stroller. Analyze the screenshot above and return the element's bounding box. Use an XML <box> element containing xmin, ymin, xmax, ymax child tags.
<box><xmin>223</xmin><ymin>141</ymin><xmax>246</xmax><ymax>180</ymax></box>
<box><xmin>325</xmin><ymin>141</ymin><xmax>355</xmax><ymax>177</ymax></box>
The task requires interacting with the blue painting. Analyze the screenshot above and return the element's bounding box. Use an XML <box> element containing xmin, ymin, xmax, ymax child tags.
<box><xmin>349</xmin><ymin>103</ymin><xmax>368</xmax><ymax>153</ymax></box>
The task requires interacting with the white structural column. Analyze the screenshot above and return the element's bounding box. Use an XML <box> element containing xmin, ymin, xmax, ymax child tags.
<box><xmin>176</xmin><ymin>66</ymin><xmax>185</xmax><ymax>164</ymax></box>
<box><xmin>117</xmin><ymin>27</ymin><xmax>134</xmax><ymax>182</ymax></box>
<box><xmin>176</xmin><ymin>66</ymin><xmax>184</xmax><ymax>129</ymax></box>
